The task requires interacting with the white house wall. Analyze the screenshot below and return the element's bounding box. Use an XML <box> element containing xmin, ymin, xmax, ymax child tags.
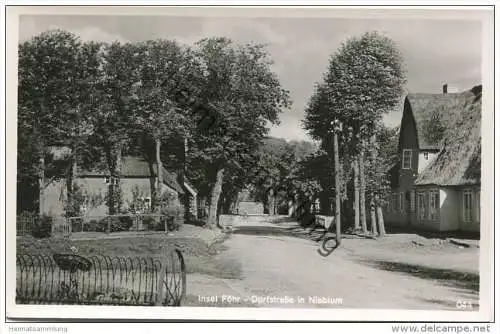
<box><xmin>439</xmin><ymin>188</ymin><xmax>459</xmax><ymax>231</ymax></box>
<box><xmin>41</xmin><ymin>177</ymin><xmax>181</xmax><ymax>218</ymax></box>
<box><xmin>418</xmin><ymin>152</ymin><xmax>438</xmax><ymax>174</ymax></box>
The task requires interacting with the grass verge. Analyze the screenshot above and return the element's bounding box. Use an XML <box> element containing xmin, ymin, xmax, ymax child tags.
<box><xmin>17</xmin><ymin>233</ymin><xmax>241</xmax><ymax>280</ymax></box>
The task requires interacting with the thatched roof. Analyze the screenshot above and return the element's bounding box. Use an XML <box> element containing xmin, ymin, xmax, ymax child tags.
<box><xmin>407</xmin><ymin>86</ymin><xmax>482</xmax><ymax>150</ymax></box>
<box><xmin>79</xmin><ymin>156</ymin><xmax>185</xmax><ymax>194</ymax></box>
<box><xmin>414</xmin><ymin>86</ymin><xmax>481</xmax><ymax>186</ymax></box>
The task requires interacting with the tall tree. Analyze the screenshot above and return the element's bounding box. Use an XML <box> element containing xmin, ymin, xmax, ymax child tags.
<box><xmin>18</xmin><ymin>30</ymin><xmax>86</xmax><ymax>214</ymax></box>
<box><xmin>304</xmin><ymin>31</ymin><xmax>406</xmax><ymax>237</ymax></box>
<box><xmin>188</xmin><ymin>38</ymin><xmax>290</xmax><ymax>228</ymax></box>
<box><xmin>96</xmin><ymin>42</ymin><xmax>143</xmax><ymax>214</ymax></box>
<box><xmin>132</xmin><ymin>40</ymin><xmax>198</xmax><ymax>209</ymax></box>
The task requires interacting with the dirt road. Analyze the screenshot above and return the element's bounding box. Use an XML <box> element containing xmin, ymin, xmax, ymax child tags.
<box><xmin>186</xmin><ymin>216</ymin><xmax>479</xmax><ymax>310</ymax></box>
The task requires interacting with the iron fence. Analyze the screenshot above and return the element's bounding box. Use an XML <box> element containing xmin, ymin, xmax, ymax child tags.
<box><xmin>16</xmin><ymin>250</ymin><xmax>186</xmax><ymax>306</ymax></box>
<box><xmin>16</xmin><ymin>215</ymin><xmax>37</xmax><ymax>236</ymax></box>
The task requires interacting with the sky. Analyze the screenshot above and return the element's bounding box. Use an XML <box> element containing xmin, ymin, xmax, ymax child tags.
<box><xmin>18</xmin><ymin>12</ymin><xmax>483</xmax><ymax>142</ymax></box>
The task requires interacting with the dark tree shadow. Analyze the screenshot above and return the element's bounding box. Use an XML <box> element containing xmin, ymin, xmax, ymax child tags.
<box><xmin>363</xmin><ymin>260</ymin><xmax>479</xmax><ymax>294</ymax></box>
<box><xmin>384</xmin><ymin>225</ymin><xmax>480</xmax><ymax>241</ymax></box>
<box><xmin>231</xmin><ymin>223</ymin><xmax>346</xmax><ymax>257</ymax></box>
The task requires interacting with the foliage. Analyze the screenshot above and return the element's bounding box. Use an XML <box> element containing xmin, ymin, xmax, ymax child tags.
<box><xmin>377</xmin><ymin>125</ymin><xmax>400</xmax><ymax>163</ymax></box>
<box><xmin>185</xmin><ymin>37</ymin><xmax>291</xmax><ymax>226</ymax></box>
<box><xmin>17</xmin><ymin>30</ymin><xmax>82</xmax><ymax>194</ymax></box>
<box><xmin>247</xmin><ymin>137</ymin><xmax>317</xmax><ymax>214</ymax></box>
<box><xmin>18</xmin><ymin>30</ymin><xmax>292</xmax><ymax>229</ymax></box>
<box><xmin>63</xmin><ymin>183</ymin><xmax>105</xmax><ymax>218</ymax></box>
<box><xmin>126</xmin><ymin>185</ymin><xmax>151</xmax><ymax>214</ymax></box>
<box><xmin>303</xmin><ymin>31</ymin><xmax>407</xmax><ymax>219</ymax></box>
<box><xmin>31</xmin><ymin>214</ymin><xmax>53</xmax><ymax>238</ymax></box>
<box><xmin>304</xmin><ymin>31</ymin><xmax>406</xmax><ymax>148</ymax></box>
<box><xmin>156</xmin><ymin>192</ymin><xmax>184</xmax><ymax>231</ymax></box>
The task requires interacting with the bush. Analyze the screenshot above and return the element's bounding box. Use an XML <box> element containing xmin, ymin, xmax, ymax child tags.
<box><xmin>84</xmin><ymin>219</ymin><xmax>107</xmax><ymax>233</ymax></box>
<box><xmin>31</xmin><ymin>214</ymin><xmax>53</xmax><ymax>238</ymax></box>
<box><xmin>156</xmin><ymin>191</ymin><xmax>184</xmax><ymax>232</ymax></box>
<box><xmin>106</xmin><ymin>216</ymin><xmax>134</xmax><ymax>233</ymax></box>
<box><xmin>141</xmin><ymin>216</ymin><xmax>155</xmax><ymax>231</ymax></box>
<box><xmin>162</xmin><ymin>205</ymin><xmax>183</xmax><ymax>232</ymax></box>
<box><xmin>297</xmin><ymin>211</ymin><xmax>316</xmax><ymax>228</ymax></box>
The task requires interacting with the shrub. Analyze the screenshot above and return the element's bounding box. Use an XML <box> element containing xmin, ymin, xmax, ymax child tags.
<box><xmin>141</xmin><ymin>215</ymin><xmax>155</xmax><ymax>231</ymax></box>
<box><xmin>106</xmin><ymin>216</ymin><xmax>134</xmax><ymax>233</ymax></box>
<box><xmin>84</xmin><ymin>219</ymin><xmax>107</xmax><ymax>233</ymax></box>
<box><xmin>156</xmin><ymin>192</ymin><xmax>184</xmax><ymax>232</ymax></box>
<box><xmin>162</xmin><ymin>205</ymin><xmax>183</xmax><ymax>232</ymax></box>
<box><xmin>31</xmin><ymin>214</ymin><xmax>53</xmax><ymax>238</ymax></box>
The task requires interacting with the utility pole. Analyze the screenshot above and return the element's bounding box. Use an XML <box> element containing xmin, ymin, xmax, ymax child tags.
<box><xmin>331</xmin><ymin>119</ymin><xmax>342</xmax><ymax>246</ymax></box>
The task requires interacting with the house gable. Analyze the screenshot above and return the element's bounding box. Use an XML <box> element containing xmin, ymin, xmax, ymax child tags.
<box><xmin>394</xmin><ymin>96</ymin><xmax>420</xmax><ymax>191</ymax></box>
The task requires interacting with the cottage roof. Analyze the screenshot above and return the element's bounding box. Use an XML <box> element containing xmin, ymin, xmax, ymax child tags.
<box><xmin>414</xmin><ymin>86</ymin><xmax>481</xmax><ymax>186</ymax></box>
<box><xmin>79</xmin><ymin>156</ymin><xmax>185</xmax><ymax>194</ymax></box>
<box><xmin>407</xmin><ymin>85</ymin><xmax>481</xmax><ymax>150</ymax></box>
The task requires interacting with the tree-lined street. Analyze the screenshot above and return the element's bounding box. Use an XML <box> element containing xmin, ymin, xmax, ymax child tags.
<box><xmin>186</xmin><ymin>216</ymin><xmax>479</xmax><ymax>310</ymax></box>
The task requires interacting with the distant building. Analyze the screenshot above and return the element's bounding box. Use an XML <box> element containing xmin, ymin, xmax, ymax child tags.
<box><xmin>385</xmin><ymin>84</ymin><xmax>481</xmax><ymax>232</ymax></box>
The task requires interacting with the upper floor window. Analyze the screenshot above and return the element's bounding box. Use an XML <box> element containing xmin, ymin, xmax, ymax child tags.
<box><xmin>402</xmin><ymin>149</ymin><xmax>412</xmax><ymax>169</ymax></box>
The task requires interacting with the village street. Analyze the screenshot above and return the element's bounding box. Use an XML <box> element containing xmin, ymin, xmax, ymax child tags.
<box><xmin>185</xmin><ymin>216</ymin><xmax>479</xmax><ymax>310</ymax></box>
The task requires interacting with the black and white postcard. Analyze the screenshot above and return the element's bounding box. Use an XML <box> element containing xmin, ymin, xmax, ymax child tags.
<box><xmin>3</xmin><ymin>4</ymin><xmax>495</xmax><ymax>323</ymax></box>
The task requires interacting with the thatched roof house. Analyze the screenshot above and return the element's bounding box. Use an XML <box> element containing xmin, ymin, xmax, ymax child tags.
<box><xmin>404</xmin><ymin>85</ymin><xmax>482</xmax><ymax>150</ymax></box>
<box><xmin>385</xmin><ymin>84</ymin><xmax>482</xmax><ymax>233</ymax></box>
<box><xmin>415</xmin><ymin>86</ymin><xmax>481</xmax><ymax>186</ymax></box>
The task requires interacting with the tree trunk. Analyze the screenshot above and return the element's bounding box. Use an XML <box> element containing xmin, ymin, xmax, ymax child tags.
<box><xmin>108</xmin><ymin>147</ymin><xmax>122</xmax><ymax>215</ymax></box>
<box><xmin>38</xmin><ymin>155</ymin><xmax>45</xmax><ymax>215</ymax></box>
<box><xmin>370</xmin><ymin>195</ymin><xmax>378</xmax><ymax>237</ymax></box>
<box><xmin>155</xmin><ymin>137</ymin><xmax>163</xmax><ymax>203</ymax></box>
<box><xmin>353</xmin><ymin>158</ymin><xmax>360</xmax><ymax>231</ymax></box>
<box><xmin>376</xmin><ymin>194</ymin><xmax>386</xmax><ymax>237</ymax></box>
<box><xmin>273</xmin><ymin>195</ymin><xmax>277</xmax><ymax>215</ymax></box>
<box><xmin>66</xmin><ymin>149</ymin><xmax>77</xmax><ymax>217</ymax></box>
<box><xmin>207</xmin><ymin>168</ymin><xmax>224</xmax><ymax>229</ymax></box>
<box><xmin>359</xmin><ymin>152</ymin><xmax>368</xmax><ymax>234</ymax></box>
<box><xmin>333</xmin><ymin>131</ymin><xmax>341</xmax><ymax>245</ymax></box>
<box><xmin>267</xmin><ymin>188</ymin><xmax>275</xmax><ymax>215</ymax></box>
<box><xmin>147</xmin><ymin>162</ymin><xmax>156</xmax><ymax>211</ymax></box>
<box><xmin>292</xmin><ymin>193</ymin><xmax>299</xmax><ymax>217</ymax></box>
<box><xmin>229</xmin><ymin>197</ymin><xmax>238</xmax><ymax>214</ymax></box>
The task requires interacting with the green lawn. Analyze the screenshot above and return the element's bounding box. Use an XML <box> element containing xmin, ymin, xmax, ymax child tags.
<box><xmin>17</xmin><ymin>233</ymin><xmax>241</xmax><ymax>279</ymax></box>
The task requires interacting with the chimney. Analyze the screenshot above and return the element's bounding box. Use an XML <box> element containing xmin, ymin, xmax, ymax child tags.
<box><xmin>442</xmin><ymin>84</ymin><xmax>448</xmax><ymax>94</ymax></box>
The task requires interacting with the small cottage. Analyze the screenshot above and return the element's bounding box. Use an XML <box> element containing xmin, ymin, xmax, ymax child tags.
<box><xmin>385</xmin><ymin>84</ymin><xmax>481</xmax><ymax>232</ymax></box>
<box><xmin>41</xmin><ymin>155</ymin><xmax>198</xmax><ymax>219</ymax></box>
